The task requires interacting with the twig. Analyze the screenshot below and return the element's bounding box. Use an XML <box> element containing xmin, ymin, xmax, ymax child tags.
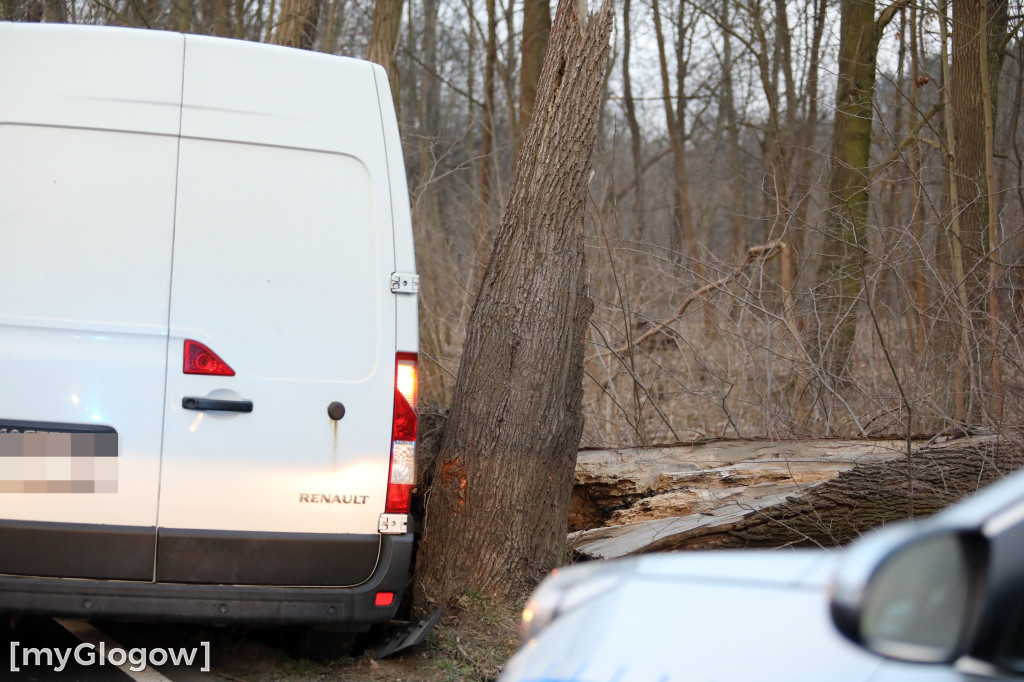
<box><xmin>610</xmin><ymin>241</ymin><xmax>785</xmax><ymax>356</ymax></box>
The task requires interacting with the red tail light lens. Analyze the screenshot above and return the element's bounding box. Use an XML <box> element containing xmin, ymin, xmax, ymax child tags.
<box><xmin>393</xmin><ymin>387</ymin><xmax>417</xmax><ymax>441</ymax></box>
<box><xmin>386</xmin><ymin>352</ymin><xmax>418</xmax><ymax>514</ymax></box>
<box><xmin>183</xmin><ymin>340</ymin><xmax>235</xmax><ymax>376</ymax></box>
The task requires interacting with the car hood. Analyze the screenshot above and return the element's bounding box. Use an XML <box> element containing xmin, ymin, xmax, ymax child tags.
<box><xmin>630</xmin><ymin>548</ymin><xmax>838</xmax><ymax>589</ymax></box>
<box><xmin>500</xmin><ymin>549</ymin><xmax>954</xmax><ymax>682</ymax></box>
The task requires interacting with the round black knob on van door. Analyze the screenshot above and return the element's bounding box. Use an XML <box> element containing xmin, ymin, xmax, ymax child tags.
<box><xmin>327</xmin><ymin>402</ymin><xmax>346</xmax><ymax>420</ymax></box>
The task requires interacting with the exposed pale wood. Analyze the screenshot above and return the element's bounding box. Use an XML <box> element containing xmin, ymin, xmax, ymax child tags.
<box><xmin>569</xmin><ymin>434</ymin><xmax>1021</xmax><ymax>559</ymax></box>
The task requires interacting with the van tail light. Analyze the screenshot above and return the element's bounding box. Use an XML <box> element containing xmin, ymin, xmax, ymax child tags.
<box><xmin>386</xmin><ymin>352</ymin><xmax>417</xmax><ymax>514</ymax></box>
<box><xmin>183</xmin><ymin>339</ymin><xmax>235</xmax><ymax>376</ymax></box>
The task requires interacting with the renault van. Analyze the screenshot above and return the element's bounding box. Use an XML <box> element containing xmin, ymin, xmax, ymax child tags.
<box><xmin>0</xmin><ymin>22</ymin><xmax>419</xmax><ymax>629</ymax></box>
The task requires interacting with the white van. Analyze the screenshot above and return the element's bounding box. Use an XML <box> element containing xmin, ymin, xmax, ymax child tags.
<box><xmin>0</xmin><ymin>22</ymin><xmax>419</xmax><ymax>629</ymax></box>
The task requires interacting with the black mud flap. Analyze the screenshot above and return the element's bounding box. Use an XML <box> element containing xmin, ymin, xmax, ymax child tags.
<box><xmin>362</xmin><ymin>608</ymin><xmax>443</xmax><ymax>659</ymax></box>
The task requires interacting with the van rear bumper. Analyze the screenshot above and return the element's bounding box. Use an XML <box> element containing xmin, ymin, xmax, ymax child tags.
<box><xmin>0</xmin><ymin>533</ymin><xmax>413</xmax><ymax>626</ymax></box>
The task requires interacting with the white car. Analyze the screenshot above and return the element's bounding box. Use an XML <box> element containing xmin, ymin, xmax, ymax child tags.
<box><xmin>501</xmin><ymin>466</ymin><xmax>1024</xmax><ymax>682</ymax></box>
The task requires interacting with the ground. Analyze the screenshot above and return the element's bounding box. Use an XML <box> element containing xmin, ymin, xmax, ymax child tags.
<box><xmin>208</xmin><ymin>593</ymin><xmax>520</xmax><ymax>682</ymax></box>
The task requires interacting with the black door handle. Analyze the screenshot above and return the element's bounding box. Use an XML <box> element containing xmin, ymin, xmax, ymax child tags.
<box><xmin>182</xmin><ymin>397</ymin><xmax>253</xmax><ymax>413</ymax></box>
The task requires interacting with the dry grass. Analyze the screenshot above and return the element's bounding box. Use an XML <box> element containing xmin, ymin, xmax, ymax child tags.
<box><xmin>202</xmin><ymin>594</ymin><xmax>520</xmax><ymax>682</ymax></box>
<box><xmin>418</xmin><ymin>221</ymin><xmax>1024</xmax><ymax>450</ymax></box>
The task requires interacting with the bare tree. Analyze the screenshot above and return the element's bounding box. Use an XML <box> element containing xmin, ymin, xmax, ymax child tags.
<box><xmin>367</xmin><ymin>0</ymin><xmax>405</xmax><ymax>106</ymax></box>
<box><xmin>271</xmin><ymin>0</ymin><xmax>320</xmax><ymax>48</ymax></box>
<box><xmin>414</xmin><ymin>0</ymin><xmax>614</xmax><ymax>608</ymax></box>
<box><xmin>621</xmin><ymin>0</ymin><xmax>645</xmax><ymax>240</ymax></box>
<box><xmin>949</xmin><ymin>0</ymin><xmax>1009</xmax><ymax>419</ymax></box>
<box><xmin>718</xmin><ymin>0</ymin><xmax>745</xmax><ymax>259</ymax></box>
<box><xmin>652</xmin><ymin>0</ymin><xmax>695</xmax><ymax>257</ymax></box>
<box><xmin>478</xmin><ymin>0</ymin><xmax>498</xmax><ymax>233</ymax></box>
<box><xmin>518</xmin><ymin>0</ymin><xmax>551</xmax><ymax>152</ymax></box>
<box><xmin>812</xmin><ymin>0</ymin><xmax>909</xmax><ymax>379</ymax></box>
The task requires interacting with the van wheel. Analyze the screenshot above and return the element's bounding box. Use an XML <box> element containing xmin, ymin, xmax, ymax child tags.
<box><xmin>285</xmin><ymin>628</ymin><xmax>356</xmax><ymax>662</ymax></box>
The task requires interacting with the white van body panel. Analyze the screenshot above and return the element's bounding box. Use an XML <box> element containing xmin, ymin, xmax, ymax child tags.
<box><xmin>0</xmin><ymin>24</ymin><xmax>183</xmax><ymax>529</ymax></box>
<box><xmin>0</xmin><ymin>24</ymin><xmax>418</xmax><ymax>599</ymax></box>
<box><xmin>159</xmin><ymin>141</ymin><xmax>393</xmax><ymax>534</ymax></box>
<box><xmin>0</xmin><ymin>24</ymin><xmax>183</xmax><ymax>134</ymax></box>
<box><xmin>154</xmin><ymin>37</ymin><xmax>400</xmax><ymax>537</ymax></box>
<box><xmin>372</xmin><ymin>68</ymin><xmax>419</xmax><ymax>354</ymax></box>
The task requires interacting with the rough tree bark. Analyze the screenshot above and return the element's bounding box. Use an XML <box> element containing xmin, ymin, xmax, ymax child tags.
<box><xmin>652</xmin><ymin>0</ymin><xmax>694</xmax><ymax>257</ymax></box>
<box><xmin>622</xmin><ymin>0</ymin><xmax>645</xmax><ymax>240</ymax></box>
<box><xmin>200</xmin><ymin>0</ymin><xmax>232</xmax><ymax>36</ymax></box>
<box><xmin>366</xmin><ymin>0</ymin><xmax>404</xmax><ymax>108</ymax></box>
<box><xmin>476</xmin><ymin>0</ymin><xmax>498</xmax><ymax>250</ymax></box>
<box><xmin>719</xmin><ymin>0</ymin><xmax>745</xmax><ymax>260</ymax></box>
<box><xmin>414</xmin><ymin>0</ymin><xmax>614</xmax><ymax>609</ymax></box>
<box><xmin>812</xmin><ymin>0</ymin><xmax>909</xmax><ymax>380</ymax></box>
<box><xmin>950</xmin><ymin>0</ymin><xmax>1008</xmax><ymax>420</ymax></box>
<box><xmin>908</xmin><ymin>5</ymin><xmax>929</xmax><ymax>359</ymax></box>
<box><xmin>791</xmin><ymin>0</ymin><xmax>827</xmax><ymax>277</ymax></box>
<box><xmin>271</xmin><ymin>0</ymin><xmax>320</xmax><ymax>48</ymax></box>
<box><xmin>569</xmin><ymin>434</ymin><xmax>1021</xmax><ymax>558</ymax></box>
<box><xmin>518</xmin><ymin>0</ymin><xmax>551</xmax><ymax>153</ymax></box>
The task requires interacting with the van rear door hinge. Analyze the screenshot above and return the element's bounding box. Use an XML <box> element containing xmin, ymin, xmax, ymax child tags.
<box><xmin>390</xmin><ymin>272</ymin><xmax>419</xmax><ymax>295</ymax></box>
<box><xmin>379</xmin><ymin>513</ymin><xmax>408</xmax><ymax>534</ymax></box>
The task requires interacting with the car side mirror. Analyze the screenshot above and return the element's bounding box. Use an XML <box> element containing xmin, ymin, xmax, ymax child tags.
<box><xmin>830</xmin><ymin>525</ymin><xmax>986</xmax><ymax>664</ymax></box>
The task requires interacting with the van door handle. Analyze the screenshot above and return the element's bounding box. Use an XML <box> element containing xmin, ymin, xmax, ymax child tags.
<box><xmin>182</xmin><ymin>397</ymin><xmax>253</xmax><ymax>413</ymax></box>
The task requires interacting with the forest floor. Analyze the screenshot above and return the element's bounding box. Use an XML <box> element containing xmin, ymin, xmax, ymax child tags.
<box><xmin>207</xmin><ymin>593</ymin><xmax>520</xmax><ymax>682</ymax></box>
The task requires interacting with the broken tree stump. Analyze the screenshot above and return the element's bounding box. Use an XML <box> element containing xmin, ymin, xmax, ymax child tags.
<box><xmin>569</xmin><ymin>433</ymin><xmax>1023</xmax><ymax>559</ymax></box>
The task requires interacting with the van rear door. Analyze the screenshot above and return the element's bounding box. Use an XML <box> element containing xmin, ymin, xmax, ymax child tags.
<box><xmin>155</xmin><ymin>37</ymin><xmax>398</xmax><ymax>586</ymax></box>
<box><xmin>0</xmin><ymin>25</ymin><xmax>183</xmax><ymax>581</ymax></box>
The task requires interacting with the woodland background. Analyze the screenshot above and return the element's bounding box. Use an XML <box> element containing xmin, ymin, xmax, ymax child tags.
<box><xmin>8</xmin><ymin>0</ymin><xmax>1024</xmax><ymax>447</ymax></box>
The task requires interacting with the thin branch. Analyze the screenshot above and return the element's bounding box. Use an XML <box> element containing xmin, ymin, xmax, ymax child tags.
<box><xmin>610</xmin><ymin>241</ymin><xmax>786</xmax><ymax>356</ymax></box>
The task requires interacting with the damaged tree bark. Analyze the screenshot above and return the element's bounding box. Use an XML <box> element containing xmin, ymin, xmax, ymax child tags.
<box><xmin>413</xmin><ymin>0</ymin><xmax>615</xmax><ymax>610</ymax></box>
<box><xmin>570</xmin><ymin>433</ymin><xmax>1022</xmax><ymax>559</ymax></box>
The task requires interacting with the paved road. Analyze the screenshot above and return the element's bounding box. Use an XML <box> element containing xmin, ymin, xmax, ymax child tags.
<box><xmin>1</xmin><ymin>617</ymin><xmax>221</xmax><ymax>681</ymax></box>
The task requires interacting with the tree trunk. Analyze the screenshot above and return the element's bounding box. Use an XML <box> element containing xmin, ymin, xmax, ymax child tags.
<box><xmin>952</xmin><ymin>0</ymin><xmax>990</xmax><ymax>421</ymax></box>
<box><xmin>774</xmin><ymin>0</ymin><xmax>796</xmax><ymax>141</ymax></box>
<box><xmin>813</xmin><ymin>0</ymin><xmax>907</xmax><ymax>380</ymax></box>
<box><xmin>271</xmin><ymin>0</ymin><xmax>320</xmax><ymax>48</ymax></box>
<box><xmin>908</xmin><ymin>5</ymin><xmax>929</xmax><ymax>359</ymax></box>
<box><xmin>979</xmin><ymin>0</ymin><xmax>1004</xmax><ymax>419</ymax></box>
<box><xmin>477</xmin><ymin>0</ymin><xmax>498</xmax><ymax>248</ymax></box>
<box><xmin>719</xmin><ymin>0</ymin><xmax>745</xmax><ymax>260</ymax></box>
<box><xmin>938</xmin><ymin>0</ymin><xmax>971</xmax><ymax>422</ymax></box>
<box><xmin>413</xmin><ymin>0</ymin><xmax>442</xmax><ymax>270</ymax></box>
<box><xmin>419</xmin><ymin>0</ymin><xmax>441</xmax><ymax>138</ymax></box>
<box><xmin>792</xmin><ymin>0</ymin><xmax>827</xmax><ymax>262</ymax></box>
<box><xmin>366</xmin><ymin>0</ymin><xmax>404</xmax><ymax>110</ymax></box>
<box><xmin>43</xmin><ymin>0</ymin><xmax>65</xmax><ymax>22</ymax></box>
<box><xmin>652</xmin><ymin>0</ymin><xmax>693</xmax><ymax>257</ymax></box>
<box><xmin>951</xmin><ymin>0</ymin><xmax>1008</xmax><ymax>421</ymax></box>
<box><xmin>570</xmin><ymin>434</ymin><xmax>1020</xmax><ymax>557</ymax></box>
<box><xmin>622</xmin><ymin>0</ymin><xmax>645</xmax><ymax>241</ymax></box>
<box><xmin>518</xmin><ymin>0</ymin><xmax>551</xmax><ymax>154</ymax></box>
<box><xmin>414</xmin><ymin>0</ymin><xmax>614</xmax><ymax>609</ymax></box>
<box><xmin>501</xmin><ymin>0</ymin><xmax>521</xmax><ymax>150</ymax></box>
<box><xmin>747</xmin><ymin>5</ymin><xmax>790</xmax><ymax>284</ymax></box>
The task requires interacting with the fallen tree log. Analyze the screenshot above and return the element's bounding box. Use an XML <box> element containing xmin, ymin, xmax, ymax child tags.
<box><xmin>569</xmin><ymin>433</ymin><xmax>1023</xmax><ymax>559</ymax></box>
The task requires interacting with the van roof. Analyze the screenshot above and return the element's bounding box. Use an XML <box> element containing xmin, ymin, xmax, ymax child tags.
<box><xmin>0</xmin><ymin>22</ymin><xmax>387</xmax><ymax>154</ymax></box>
